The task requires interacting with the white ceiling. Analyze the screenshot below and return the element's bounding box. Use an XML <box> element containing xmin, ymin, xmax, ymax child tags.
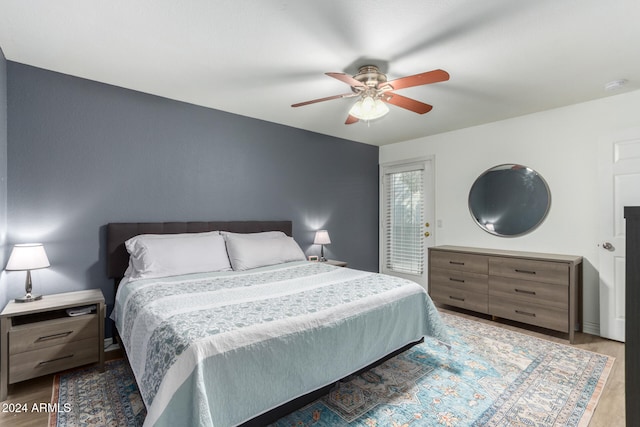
<box><xmin>1</xmin><ymin>0</ymin><xmax>639</xmax><ymax>146</ymax></box>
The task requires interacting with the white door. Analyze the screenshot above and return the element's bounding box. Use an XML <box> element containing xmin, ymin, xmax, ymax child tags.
<box><xmin>598</xmin><ymin>128</ymin><xmax>640</xmax><ymax>342</ymax></box>
<box><xmin>380</xmin><ymin>157</ymin><xmax>435</xmax><ymax>289</ymax></box>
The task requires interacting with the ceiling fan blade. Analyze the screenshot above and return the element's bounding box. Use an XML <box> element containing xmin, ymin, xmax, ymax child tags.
<box><xmin>345</xmin><ymin>114</ymin><xmax>359</xmax><ymax>125</ymax></box>
<box><xmin>326</xmin><ymin>72</ymin><xmax>366</xmax><ymax>88</ymax></box>
<box><xmin>291</xmin><ymin>93</ymin><xmax>357</xmax><ymax>108</ymax></box>
<box><xmin>383</xmin><ymin>93</ymin><xmax>433</xmax><ymax>114</ymax></box>
<box><xmin>384</xmin><ymin>69</ymin><xmax>449</xmax><ymax>91</ymax></box>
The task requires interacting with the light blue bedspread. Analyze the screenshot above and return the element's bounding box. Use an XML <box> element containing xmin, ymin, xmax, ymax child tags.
<box><xmin>112</xmin><ymin>261</ymin><xmax>448</xmax><ymax>427</ymax></box>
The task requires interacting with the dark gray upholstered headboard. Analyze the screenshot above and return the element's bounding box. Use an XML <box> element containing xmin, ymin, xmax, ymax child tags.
<box><xmin>107</xmin><ymin>221</ymin><xmax>293</xmax><ymax>279</ymax></box>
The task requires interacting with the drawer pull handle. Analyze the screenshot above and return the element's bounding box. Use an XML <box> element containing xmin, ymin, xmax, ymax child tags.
<box><xmin>515</xmin><ymin>310</ymin><xmax>536</xmax><ymax>317</ymax></box>
<box><xmin>35</xmin><ymin>331</ymin><xmax>73</xmax><ymax>342</ymax></box>
<box><xmin>449</xmin><ymin>296</ymin><xmax>465</xmax><ymax>302</ymax></box>
<box><xmin>514</xmin><ymin>289</ymin><xmax>536</xmax><ymax>295</ymax></box>
<box><xmin>515</xmin><ymin>269</ymin><xmax>536</xmax><ymax>275</ymax></box>
<box><xmin>38</xmin><ymin>354</ymin><xmax>74</xmax><ymax>366</ymax></box>
<box><xmin>449</xmin><ymin>261</ymin><xmax>465</xmax><ymax>265</ymax></box>
<box><xmin>449</xmin><ymin>277</ymin><xmax>465</xmax><ymax>283</ymax></box>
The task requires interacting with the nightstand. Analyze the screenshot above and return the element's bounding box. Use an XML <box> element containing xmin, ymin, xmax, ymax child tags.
<box><xmin>0</xmin><ymin>289</ymin><xmax>105</xmax><ymax>401</ymax></box>
<box><xmin>324</xmin><ymin>259</ymin><xmax>348</xmax><ymax>267</ymax></box>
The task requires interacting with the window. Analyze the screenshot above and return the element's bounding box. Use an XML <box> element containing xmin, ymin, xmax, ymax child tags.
<box><xmin>382</xmin><ymin>164</ymin><xmax>425</xmax><ymax>276</ymax></box>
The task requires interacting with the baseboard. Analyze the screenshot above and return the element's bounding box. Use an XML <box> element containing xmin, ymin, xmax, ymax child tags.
<box><xmin>104</xmin><ymin>337</ymin><xmax>120</xmax><ymax>352</ymax></box>
<box><xmin>582</xmin><ymin>320</ymin><xmax>600</xmax><ymax>336</ymax></box>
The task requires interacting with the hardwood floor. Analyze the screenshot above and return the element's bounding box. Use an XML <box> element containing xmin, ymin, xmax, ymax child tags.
<box><xmin>0</xmin><ymin>311</ymin><xmax>624</xmax><ymax>427</ymax></box>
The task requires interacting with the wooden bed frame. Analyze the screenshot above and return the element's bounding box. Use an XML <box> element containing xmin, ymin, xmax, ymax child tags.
<box><xmin>106</xmin><ymin>220</ymin><xmax>419</xmax><ymax>426</ymax></box>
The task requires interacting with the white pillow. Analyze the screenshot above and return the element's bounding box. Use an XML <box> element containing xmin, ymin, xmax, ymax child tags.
<box><xmin>224</xmin><ymin>234</ymin><xmax>306</xmax><ymax>271</ymax></box>
<box><xmin>124</xmin><ymin>231</ymin><xmax>231</xmax><ymax>280</ymax></box>
<box><xmin>220</xmin><ymin>230</ymin><xmax>286</xmax><ymax>239</ymax></box>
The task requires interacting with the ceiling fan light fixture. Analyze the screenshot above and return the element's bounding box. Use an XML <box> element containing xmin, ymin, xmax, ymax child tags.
<box><xmin>349</xmin><ymin>96</ymin><xmax>389</xmax><ymax>121</ymax></box>
<box><xmin>293</xmin><ymin>66</ymin><xmax>448</xmax><ymax>124</ymax></box>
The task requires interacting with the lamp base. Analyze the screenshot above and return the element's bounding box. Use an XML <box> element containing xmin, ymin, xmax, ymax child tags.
<box><xmin>15</xmin><ymin>294</ymin><xmax>43</xmax><ymax>303</ymax></box>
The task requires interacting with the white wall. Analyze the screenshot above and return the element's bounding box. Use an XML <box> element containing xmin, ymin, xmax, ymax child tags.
<box><xmin>380</xmin><ymin>89</ymin><xmax>640</xmax><ymax>336</ymax></box>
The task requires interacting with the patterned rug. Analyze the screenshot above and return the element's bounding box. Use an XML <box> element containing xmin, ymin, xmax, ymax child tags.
<box><xmin>50</xmin><ymin>313</ymin><xmax>613</xmax><ymax>427</ymax></box>
<box><xmin>49</xmin><ymin>358</ymin><xmax>146</xmax><ymax>427</ymax></box>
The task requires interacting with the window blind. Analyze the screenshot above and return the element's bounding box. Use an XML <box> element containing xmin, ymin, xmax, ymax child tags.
<box><xmin>383</xmin><ymin>166</ymin><xmax>425</xmax><ymax>275</ymax></box>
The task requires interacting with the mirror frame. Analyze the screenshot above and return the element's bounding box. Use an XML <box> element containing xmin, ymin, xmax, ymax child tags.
<box><xmin>468</xmin><ymin>164</ymin><xmax>551</xmax><ymax>237</ymax></box>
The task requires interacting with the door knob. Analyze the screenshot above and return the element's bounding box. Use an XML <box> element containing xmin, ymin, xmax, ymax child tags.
<box><xmin>424</xmin><ymin>231</ymin><xmax>430</xmax><ymax>237</ymax></box>
<box><xmin>602</xmin><ymin>242</ymin><xmax>614</xmax><ymax>251</ymax></box>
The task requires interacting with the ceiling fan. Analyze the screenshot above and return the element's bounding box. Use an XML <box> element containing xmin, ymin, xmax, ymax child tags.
<box><xmin>292</xmin><ymin>65</ymin><xmax>449</xmax><ymax>124</ymax></box>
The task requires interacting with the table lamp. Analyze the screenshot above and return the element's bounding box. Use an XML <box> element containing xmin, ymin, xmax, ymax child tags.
<box><xmin>314</xmin><ymin>230</ymin><xmax>331</xmax><ymax>262</ymax></box>
<box><xmin>5</xmin><ymin>243</ymin><xmax>50</xmax><ymax>303</ymax></box>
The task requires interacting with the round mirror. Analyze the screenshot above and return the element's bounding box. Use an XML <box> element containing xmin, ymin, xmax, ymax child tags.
<box><xmin>468</xmin><ymin>164</ymin><xmax>551</xmax><ymax>237</ymax></box>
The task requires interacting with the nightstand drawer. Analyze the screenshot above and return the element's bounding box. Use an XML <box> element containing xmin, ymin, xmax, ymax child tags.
<box><xmin>9</xmin><ymin>337</ymin><xmax>99</xmax><ymax>384</ymax></box>
<box><xmin>9</xmin><ymin>314</ymin><xmax>98</xmax><ymax>354</ymax></box>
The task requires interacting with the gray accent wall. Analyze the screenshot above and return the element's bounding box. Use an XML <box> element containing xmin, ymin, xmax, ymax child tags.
<box><xmin>5</xmin><ymin>63</ymin><xmax>379</xmax><ymax>335</ymax></box>
<box><xmin>0</xmin><ymin>48</ymin><xmax>7</xmax><ymax>308</ymax></box>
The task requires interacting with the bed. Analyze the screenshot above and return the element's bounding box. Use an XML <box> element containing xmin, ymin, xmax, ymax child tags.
<box><xmin>107</xmin><ymin>221</ymin><xmax>448</xmax><ymax>427</ymax></box>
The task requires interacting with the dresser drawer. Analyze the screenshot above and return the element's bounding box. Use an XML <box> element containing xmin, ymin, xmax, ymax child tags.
<box><xmin>9</xmin><ymin>337</ymin><xmax>99</xmax><ymax>384</ymax></box>
<box><xmin>9</xmin><ymin>314</ymin><xmax>98</xmax><ymax>354</ymax></box>
<box><xmin>489</xmin><ymin>257</ymin><xmax>569</xmax><ymax>286</ymax></box>
<box><xmin>431</xmin><ymin>287</ymin><xmax>489</xmax><ymax>313</ymax></box>
<box><xmin>489</xmin><ymin>296</ymin><xmax>568</xmax><ymax>332</ymax></box>
<box><xmin>430</xmin><ymin>268</ymin><xmax>488</xmax><ymax>293</ymax></box>
<box><xmin>430</xmin><ymin>250</ymin><xmax>488</xmax><ymax>274</ymax></box>
<box><xmin>489</xmin><ymin>276</ymin><xmax>567</xmax><ymax>309</ymax></box>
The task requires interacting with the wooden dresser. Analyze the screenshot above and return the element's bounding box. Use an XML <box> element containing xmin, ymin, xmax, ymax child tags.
<box><xmin>428</xmin><ymin>246</ymin><xmax>582</xmax><ymax>343</ymax></box>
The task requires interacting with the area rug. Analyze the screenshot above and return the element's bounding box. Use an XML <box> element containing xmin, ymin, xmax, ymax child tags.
<box><xmin>50</xmin><ymin>313</ymin><xmax>613</xmax><ymax>427</ymax></box>
<box><xmin>49</xmin><ymin>358</ymin><xmax>145</xmax><ymax>427</ymax></box>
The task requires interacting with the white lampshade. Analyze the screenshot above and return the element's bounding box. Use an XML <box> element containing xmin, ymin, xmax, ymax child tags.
<box><xmin>349</xmin><ymin>96</ymin><xmax>389</xmax><ymax>121</ymax></box>
<box><xmin>6</xmin><ymin>243</ymin><xmax>50</xmax><ymax>271</ymax></box>
<box><xmin>314</xmin><ymin>230</ymin><xmax>331</xmax><ymax>245</ymax></box>
<box><xmin>6</xmin><ymin>243</ymin><xmax>50</xmax><ymax>303</ymax></box>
